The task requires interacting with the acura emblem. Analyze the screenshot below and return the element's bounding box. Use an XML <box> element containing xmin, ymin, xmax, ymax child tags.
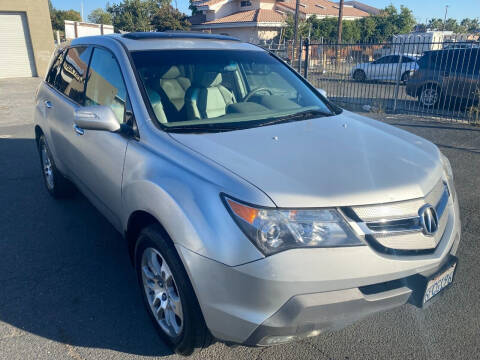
<box><xmin>420</xmin><ymin>205</ymin><xmax>438</xmax><ymax>235</ymax></box>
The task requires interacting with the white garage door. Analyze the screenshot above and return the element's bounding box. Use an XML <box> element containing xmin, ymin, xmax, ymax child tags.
<box><xmin>0</xmin><ymin>12</ymin><xmax>36</xmax><ymax>78</ymax></box>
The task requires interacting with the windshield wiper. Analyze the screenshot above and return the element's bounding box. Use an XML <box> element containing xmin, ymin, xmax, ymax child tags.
<box><xmin>255</xmin><ymin>109</ymin><xmax>331</xmax><ymax>128</ymax></box>
<box><xmin>165</xmin><ymin>125</ymin><xmax>244</xmax><ymax>133</ymax></box>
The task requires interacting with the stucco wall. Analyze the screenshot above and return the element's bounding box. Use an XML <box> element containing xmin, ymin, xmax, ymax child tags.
<box><xmin>209</xmin><ymin>26</ymin><xmax>280</xmax><ymax>43</ymax></box>
<box><xmin>0</xmin><ymin>0</ymin><xmax>54</xmax><ymax>77</ymax></box>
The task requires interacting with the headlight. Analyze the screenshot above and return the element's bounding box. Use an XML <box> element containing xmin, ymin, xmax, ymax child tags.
<box><xmin>223</xmin><ymin>196</ymin><xmax>364</xmax><ymax>255</ymax></box>
<box><xmin>441</xmin><ymin>152</ymin><xmax>456</xmax><ymax>200</ymax></box>
<box><xmin>441</xmin><ymin>153</ymin><xmax>453</xmax><ymax>181</ymax></box>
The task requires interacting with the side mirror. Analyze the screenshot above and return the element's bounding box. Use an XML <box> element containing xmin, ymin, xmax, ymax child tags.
<box><xmin>74</xmin><ymin>105</ymin><xmax>121</xmax><ymax>132</ymax></box>
<box><xmin>316</xmin><ymin>88</ymin><xmax>327</xmax><ymax>98</ymax></box>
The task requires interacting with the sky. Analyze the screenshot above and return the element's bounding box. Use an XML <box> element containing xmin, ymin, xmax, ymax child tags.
<box><xmin>51</xmin><ymin>0</ymin><xmax>480</xmax><ymax>22</ymax></box>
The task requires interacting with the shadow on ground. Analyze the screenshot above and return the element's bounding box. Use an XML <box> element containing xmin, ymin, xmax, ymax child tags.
<box><xmin>0</xmin><ymin>137</ymin><xmax>173</xmax><ymax>357</ymax></box>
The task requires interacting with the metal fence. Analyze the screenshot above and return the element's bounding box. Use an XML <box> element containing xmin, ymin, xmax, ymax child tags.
<box><xmin>263</xmin><ymin>35</ymin><xmax>480</xmax><ymax>123</ymax></box>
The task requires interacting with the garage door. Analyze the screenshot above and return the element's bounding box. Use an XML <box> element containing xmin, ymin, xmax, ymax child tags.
<box><xmin>0</xmin><ymin>12</ymin><xmax>36</xmax><ymax>78</ymax></box>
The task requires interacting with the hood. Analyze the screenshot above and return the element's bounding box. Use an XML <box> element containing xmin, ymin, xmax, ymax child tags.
<box><xmin>170</xmin><ymin>111</ymin><xmax>444</xmax><ymax>208</ymax></box>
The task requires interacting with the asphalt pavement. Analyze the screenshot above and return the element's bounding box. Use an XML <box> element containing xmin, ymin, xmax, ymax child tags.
<box><xmin>0</xmin><ymin>77</ymin><xmax>479</xmax><ymax>360</ymax></box>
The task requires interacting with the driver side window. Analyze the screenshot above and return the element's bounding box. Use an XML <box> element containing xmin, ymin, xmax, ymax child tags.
<box><xmin>85</xmin><ymin>48</ymin><xmax>128</xmax><ymax>124</ymax></box>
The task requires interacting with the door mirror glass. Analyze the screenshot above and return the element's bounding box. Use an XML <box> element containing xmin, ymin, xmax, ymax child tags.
<box><xmin>74</xmin><ymin>105</ymin><xmax>121</xmax><ymax>132</ymax></box>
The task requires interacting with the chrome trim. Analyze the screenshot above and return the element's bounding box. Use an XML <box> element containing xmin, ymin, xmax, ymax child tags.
<box><xmin>350</xmin><ymin>185</ymin><xmax>450</xmax><ymax>236</ymax></box>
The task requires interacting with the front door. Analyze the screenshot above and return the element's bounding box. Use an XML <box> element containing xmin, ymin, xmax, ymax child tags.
<box><xmin>67</xmin><ymin>47</ymin><xmax>132</xmax><ymax>229</ymax></box>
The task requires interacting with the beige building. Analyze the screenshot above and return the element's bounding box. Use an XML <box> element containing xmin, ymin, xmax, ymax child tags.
<box><xmin>0</xmin><ymin>0</ymin><xmax>54</xmax><ymax>78</ymax></box>
<box><xmin>190</xmin><ymin>0</ymin><xmax>372</xmax><ymax>43</ymax></box>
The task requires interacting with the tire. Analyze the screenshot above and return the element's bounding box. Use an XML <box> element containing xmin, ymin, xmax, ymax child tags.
<box><xmin>419</xmin><ymin>84</ymin><xmax>441</xmax><ymax>108</ymax></box>
<box><xmin>135</xmin><ymin>224</ymin><xmax>212</xmax><ymax>356</ymax></box>
<box><xmin>401</xmin><ymin>72</ymin><xmax>410</xmax><ymax>84</ymax></box>
<box><xmin>353</xmin><ymin>69</ymin><xmax>366</xmax><ymax>82</ymax></box>
<box><xmin>37</xmin><ymin>134</ymin><xmax>74</xmax><ymax>198</ymax></box>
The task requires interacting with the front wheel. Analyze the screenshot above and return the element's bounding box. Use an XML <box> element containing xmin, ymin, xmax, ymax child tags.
<box><xmin>135</xmin><ymin>224</ymin><xmax>212</xmax><ymax>355</ymax></box>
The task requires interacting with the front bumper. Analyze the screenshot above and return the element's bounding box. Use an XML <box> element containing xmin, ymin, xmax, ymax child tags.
<box><xmin>176</xmin><ymin>197</ymin><xmax>461</xmax><ymax>346</ymax></box>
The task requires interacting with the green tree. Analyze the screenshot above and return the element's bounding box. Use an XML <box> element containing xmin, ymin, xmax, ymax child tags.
<box><xmin>461</xmin><ymin>18</ymin><xmax>480</xmax><ymax>33</ymax></box>
<box><xmin>151</xmin><ymin>5</ymin><xmax>190</xmax><ymax>32</ymax></box>
<box><xmin>49</xmin><ymin>4</ymin><xmax>82</xmax><ymax>32</ymax></box>
<box><xmin>107</xmin><ymin>0</ymin><xmax>168</xmax><ymax>32</ymax></box>
<box><xmin>284</xmin><ymin>5</ymin><xmax>416</xmax><ymax>43</ymax></box>
<box><xmin>88</xmin><ymin>8</ymin><xmax>113</xmax><ymax>24</ymax></box>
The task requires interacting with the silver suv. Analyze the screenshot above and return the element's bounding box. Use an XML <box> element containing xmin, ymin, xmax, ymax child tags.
<box><xmin>34</xmin><ymin>33</ymin><xmax>461</xmax><ymax>355</ymax></box>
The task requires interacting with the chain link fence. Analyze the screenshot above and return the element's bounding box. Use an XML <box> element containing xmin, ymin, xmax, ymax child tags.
<box><xmin>263</xmin><ymin>35</ymin><xmax>480</xmax><ymax>123</ymax></box>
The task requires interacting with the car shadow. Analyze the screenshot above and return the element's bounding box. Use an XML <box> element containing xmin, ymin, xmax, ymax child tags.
<box><xmin>0</xmin><ymin>137</ymin><xmax>173</xmax><ymax>357</ymax></box>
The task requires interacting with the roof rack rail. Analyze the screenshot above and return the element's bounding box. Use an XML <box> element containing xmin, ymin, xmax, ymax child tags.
<box><xmin>122</xmin><ymin>31</ymin><xmax>240</xmax><ymax>42</ymax></box>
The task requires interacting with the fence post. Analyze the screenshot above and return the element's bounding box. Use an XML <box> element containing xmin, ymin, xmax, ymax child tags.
<box><xmin>393</xmin><ymin>41</ymin><xmax>406</xmax><ymax>112</ymax></box>
<box><xmin>304</xmin><ymin>38</ymin><xmax>310</xmax><ymax>79</ymax></box>
<box><xmin>297</xmin><ymin>36</ymin><xmax>303</xmax><ymax>73</ymax></box>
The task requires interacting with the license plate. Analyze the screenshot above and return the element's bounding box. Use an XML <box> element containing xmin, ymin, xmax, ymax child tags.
<box><xmin>422</xmin><ymin>262</ymin><xmax>457</xmax><ymax>305</ymax></box>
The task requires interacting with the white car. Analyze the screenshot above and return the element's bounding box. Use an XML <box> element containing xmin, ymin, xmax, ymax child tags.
<box><xmin>351</xmin><ymin>54</ymin><xmax>419</xmax><ymax>83</ymax></box>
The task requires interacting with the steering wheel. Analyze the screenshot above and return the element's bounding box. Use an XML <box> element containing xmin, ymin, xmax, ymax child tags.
<box><xmin>244</xmin><ymin>87</ymin><xmax>273</xmax><ymax>102</ymax></box>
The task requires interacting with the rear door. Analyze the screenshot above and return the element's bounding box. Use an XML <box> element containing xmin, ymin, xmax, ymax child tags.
<box><xmin>43</xmin><ymin>46</ymin><xmax>93</xmax><ymax>175</ymax></box>
<box><xmin>452</xmin><ymin>49</ymin><xmax>480</xmax><ymax>104</ymax></box>
<box><xmin>66</xmin><ymin>46</ymin><xmax>133</xmax><ymax>229</ymax></box>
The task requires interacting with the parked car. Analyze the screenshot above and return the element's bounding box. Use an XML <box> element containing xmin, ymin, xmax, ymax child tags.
<box><xmin>443</xmin><ymin>41</ymin><xmax>479</xmax><ymax>50</ymax></box>
<box><xmin>406</xmin><ymin>48</ymin><xmax>480</xmax><ymax>108</ymax></box>
<box><xmin>351</xmin><ymin>54</ymin><xmax>419</xmax><ymax>83</ymax></box>
<box><xmin>34</xmin><ymin>32</ymin><xmax>461</xmax><ymax>355</ymax></box>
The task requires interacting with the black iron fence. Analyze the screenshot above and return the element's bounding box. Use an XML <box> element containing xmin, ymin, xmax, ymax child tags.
<box><xmin>262</xmin><ymin>36</ymin><xmax>480</xmax><ymax>123</ymax></box>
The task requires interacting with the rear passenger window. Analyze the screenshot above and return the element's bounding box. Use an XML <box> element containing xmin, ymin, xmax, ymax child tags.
<box><xmin>56</xmin><ymin>46</ymin><xmax>92</xmax><ymax>104</ymax></box>
<box><xmin>85</xmin><ymin>48</ymin><xmax>127</xmax><ymax>123</ymax></box>
<box><xmin>46</xmin><ymin>50</ymin><xmax>65</xmax><ymax>87</ymax></box>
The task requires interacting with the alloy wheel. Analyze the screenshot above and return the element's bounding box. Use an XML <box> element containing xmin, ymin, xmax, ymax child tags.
<box><xmin>40</xmin><ymin>141</ymin><xmax>54</xmax><ymax>191</ymax></box>
<box><xmin>420</xmin><ymin>87</ymin><xmax>439</xmax><ymax>107</ymax></box>
<box><xmin>141</xmin><ymin>247</ymin><xmax>184</xmax><ymax>338</ymax></box>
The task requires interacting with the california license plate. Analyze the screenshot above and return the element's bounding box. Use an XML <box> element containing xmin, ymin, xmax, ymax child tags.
<box><xmin>422</xmin><ymin>262</ymin><xmax>457</xmax><ymax>305</ymax></box>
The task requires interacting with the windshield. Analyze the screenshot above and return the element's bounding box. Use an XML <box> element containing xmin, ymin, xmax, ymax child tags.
<box><xmin>131</xmin><ymin>49</ymin><xmax>335</xmax><ymax>132</ymax></box>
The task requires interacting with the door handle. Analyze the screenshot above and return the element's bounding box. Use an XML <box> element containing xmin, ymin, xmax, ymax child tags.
<box><xmin>73</xmin><ymin>124</ymin><xmax>85</xmax><ymax>135</ymax></box>
<box><xmin>44</xmin><ymin>100</ymin><xmax>52</xmax><ymax>109</ymax></box>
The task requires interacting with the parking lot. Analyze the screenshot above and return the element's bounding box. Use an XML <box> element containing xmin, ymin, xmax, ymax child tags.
<box><xmin>0</xmin><ymin>77</ymin><xmax>479</xmax><ymax>360</ymax></box>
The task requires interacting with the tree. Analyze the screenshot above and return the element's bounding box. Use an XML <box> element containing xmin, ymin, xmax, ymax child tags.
<box><xmin>284</xmin><ymin>5</ymin><xmax>416</xmax><ymax>43</ymax></box>
<box><xmin>50</xmin><ymin>6</ymin><xmax>82</xmax><ymax>32</ymax></box>
<box><xmin>151</xmin><ymin>5</ymin><xmax>190</xmax><ymax>32</ymax></box>
<box><xmin>107</xmin><ymin>0</ymin><xmax>168</xmax><ymax>32</ymax></box>
<box><xmin>88</xmin><ymin>8</ymin><xmax>113</xmax><ymax>25</ymax></box>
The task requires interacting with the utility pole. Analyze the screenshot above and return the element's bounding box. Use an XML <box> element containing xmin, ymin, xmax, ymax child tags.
<box><xmin>336</xmin><ymin>0</ymin><xmax>344</xmax><ymax>67</ymax></box>
<box><xmin>81</xmin><ymin>1</ymin><xmax>84</xmax><ymax>22</ymax></box>
<box><xmin>337</xmin><ymin>0</ymin><xmax>344</xmax><ymax>44</ymax></box>
<box><xmin>443</xmin><ymin>5</ymin><xmax>449</xmax><ymax>31</ymax></box>
<box><xmin>292</xmin><ymin>0</ymin><xmax>301</xmax><ymax>67</ymax></box>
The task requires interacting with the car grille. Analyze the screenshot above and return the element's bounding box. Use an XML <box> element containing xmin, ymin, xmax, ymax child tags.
<box><xmin>343</xmin><ymin>180</ymin><xmax>451</xmax><ymax>254</ymax></box>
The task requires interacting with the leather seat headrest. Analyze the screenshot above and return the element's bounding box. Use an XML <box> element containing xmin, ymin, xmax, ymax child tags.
<box><xmin>160</xmin><ymin>66</ymin><xmax>182</xmax><ymax>79</ymax></box>
<box><xmin>197</xmin><ymin>72</ymin><xmax>223</xmax><ymax>88</ymax></box>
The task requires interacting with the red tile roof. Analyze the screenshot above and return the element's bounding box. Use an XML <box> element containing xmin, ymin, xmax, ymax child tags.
<box><xmin>203</xmin><ymin>9</ymin><xmax>285</xmax><ymax>24</ymax></box>
<box><xmin>277</xmin><ymin>0</ymin><xmax>369</xmax><ymax>17</ymax></box>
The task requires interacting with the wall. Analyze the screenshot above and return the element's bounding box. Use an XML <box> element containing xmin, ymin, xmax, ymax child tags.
<box><xmin>65</xmin><ymin>21</ymin><xmax>115</xmax><ymax>40</ymax></box>
<box><xmin>0</xmin><ymin>0</ymin><xmax>54</xmax><ymax>77</ymax></box>
<box><xmin>210</xmin><ymin>26</ymin><xmax>280</xmax><ymax>43</ymax></box>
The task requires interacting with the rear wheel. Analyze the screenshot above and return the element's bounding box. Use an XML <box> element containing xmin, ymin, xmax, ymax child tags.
<box><xmin>401</xmin><ymin>71</ymin><xmax>410</xmax><ymax>84</ymax></box>
<box><xmin>37</xmin><ymin>135</ymin><xmax>74</xmax><ymax>198</ymax></box>
<box><xmin>353</xmin><ymin>69</ymin><xmax>366</xmax><ymax>82</ymax></box>
<box><xmin>419</xmin><ymin>85</ymin><xmax>441</xmax><ymax>108</ymax></box>
<box><xmin>135</xmin><ymin>224</ymin><xmax>212</xmax><ymax>355</ymax></box>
